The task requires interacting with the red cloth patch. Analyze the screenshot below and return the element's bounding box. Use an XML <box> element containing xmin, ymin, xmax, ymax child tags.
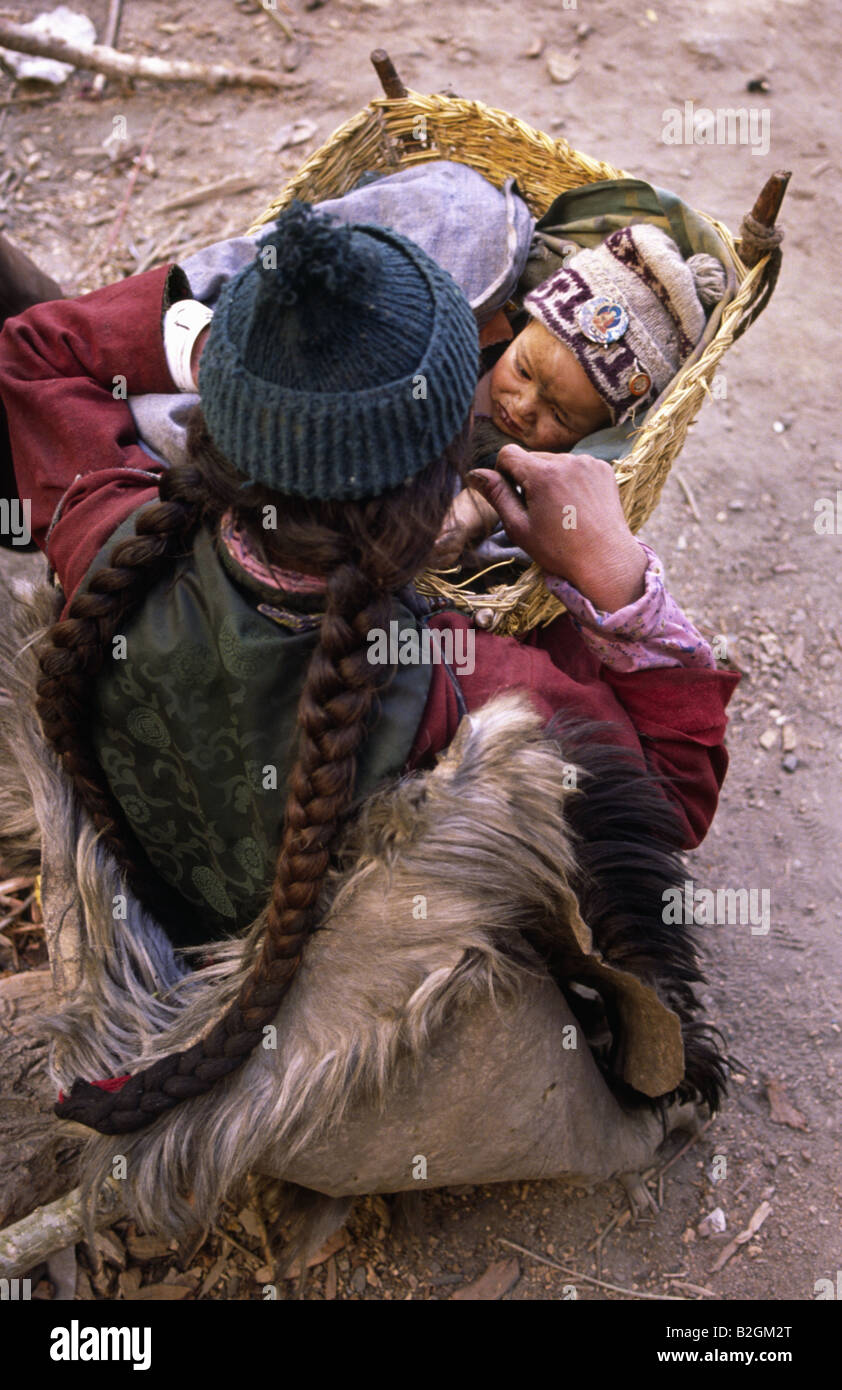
<box><xmin>57</xmin><ymin>1074</ymin><xmax>131</xmax><ymax>1103</ymax></box>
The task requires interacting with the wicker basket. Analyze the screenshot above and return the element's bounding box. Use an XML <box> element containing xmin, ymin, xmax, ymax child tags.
<box><xmin>247</xmin><ymin>91</ymin><xmax>772</xmax><ymax>635</ymax></box>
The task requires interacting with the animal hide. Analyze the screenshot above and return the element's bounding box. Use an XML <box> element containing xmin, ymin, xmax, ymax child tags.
<box><xmin>0</xmin><ymin>572</ymin><xmax>724</xmax><ymax>1248</ymax></box>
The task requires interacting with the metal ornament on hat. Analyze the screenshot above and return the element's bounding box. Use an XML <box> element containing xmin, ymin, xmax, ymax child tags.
<box><xmin>575</xmin><ymin>296</ymin><xmax>652</xmax><ymax>401</ymax></box>
<box><xmin>576</xmin><ymin>296</ymin><xmax>629</xmax><ymax>345</ymax></box>
<box><xmin>628</xmin><ymin>364</ymin><xmax>652</xmax><ymax>397</ymax></box>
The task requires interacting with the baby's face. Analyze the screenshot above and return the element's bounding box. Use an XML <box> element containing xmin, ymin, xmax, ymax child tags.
<box><xmin>488</xmin><ymin>319</ymin><xmax>610</xmax><ymax>451</ymax></box>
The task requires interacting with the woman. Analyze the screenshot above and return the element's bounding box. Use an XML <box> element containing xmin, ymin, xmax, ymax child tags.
<box><xmin>0</xmin><ymin>203</ymin><xmax>739</xmax><ymax>1136</ymax></box>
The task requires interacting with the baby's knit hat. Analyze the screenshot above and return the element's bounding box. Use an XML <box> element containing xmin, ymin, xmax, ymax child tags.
<box><xmin>523</xmin><ymin>224</ymin><xmax>727</xmax><ymax>425</ymax></box>
<box><xmin>198</xmin><ymin>201</ymin><xmax>479</xmax><ymax>500</ymax></box>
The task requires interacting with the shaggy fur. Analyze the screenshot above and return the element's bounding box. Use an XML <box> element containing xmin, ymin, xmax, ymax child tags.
<box><xmin>536</xmin><ymin>720</ymin><xmax>728</xmax><ymax>1113</ymax></box>
<box><xmin>0</xmin><ymin>579</ymin><xmax>54</xmax><ymax>879</ymax></box>
<box><xmin>0</xmin><ymin>572</ymin><xmax>726</xmax><ymax>1256</ymax></box>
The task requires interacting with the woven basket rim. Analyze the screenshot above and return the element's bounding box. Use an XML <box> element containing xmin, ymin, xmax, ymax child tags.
<box><xmin>245</xmin><ymin>90</ymin><xmax>770</xmax><ymax>635</ymax></box>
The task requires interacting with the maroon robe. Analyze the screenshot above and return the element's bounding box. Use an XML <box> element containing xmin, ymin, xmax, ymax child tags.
<box><xmin>0</xmin><ymin>264</ymin><xmax>739</xmax><ymax>857</ymax></box>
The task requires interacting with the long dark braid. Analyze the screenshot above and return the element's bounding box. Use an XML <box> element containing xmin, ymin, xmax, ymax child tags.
<box><xmin>45</xmin><ymin>408</ymin><xmax>468</xmax><ymax>1132</ymax></box>
<box><xmin>36</xmin><ymin>453</ymin><xmax>213</xmax><ymax>940</ymax></box>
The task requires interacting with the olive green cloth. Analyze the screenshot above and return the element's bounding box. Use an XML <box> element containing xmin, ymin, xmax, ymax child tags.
<box><xmin>82</xmin><ymin>503</ymin><xmax>433</xmax><ymax>944</ymax></box>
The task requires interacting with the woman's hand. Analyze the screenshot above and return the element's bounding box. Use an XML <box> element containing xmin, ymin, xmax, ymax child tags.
<box><xmin>468</xmin><ymin>444</ymin><xmax>647</xmax><ymax>612</ymax></box>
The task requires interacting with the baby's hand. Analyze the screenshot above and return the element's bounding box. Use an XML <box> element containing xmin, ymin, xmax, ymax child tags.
<box><xmin>429</xmin><ymin>487</ymin><xmax>499</xmax><ymax>570</ymax></box>
<box><xmin>468</xmin><ymin>444</ymin><xmax>647</xmax><ymax>611</ymax></box>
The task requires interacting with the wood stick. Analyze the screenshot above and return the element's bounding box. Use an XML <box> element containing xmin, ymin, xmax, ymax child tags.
<box><xmin>655</xmin><ymin>1116</ymin><xmax>715</xmax><ymax>1179</ymax></box>
<box><xmin>0</xmin><ymin>893</ymin><xmax>36</xmax><ymax>929</ymax></box>
<box><xmin>710</xmin><ymin>1198</ymin><xmax>773</xmax><ymax>1273</ymax></box>
<box><xmin>370</xmin><ymin>48</ymin><xmax>407</xmax><ymax>100</ymax></box>
<box><xmin>152</xmin><ymin>173</ymin><xmax>261</xmax><ymax>214</ymax></box>
<box><xmin>211</xmin><ymin>1224</ymin><xmax>262</xmax><ymax>1268</ymax></box>
<box><xmin>132</xmin><ymin>220</ymin><xmax>241</xmax><ymax>276</ymax></box>
<box><xmin>6</xmin><ymin>916</ymin><xmax>42</xmax><ymax>934</ymax></box>
<box><xmin>0</xmin><ymin>19</ymin><xmax>302</xmax><ymax>89</ymax></box>
<box><xmin>498</xmin><ymin>1237</ymin><xmax>686</xmax><ymax>1301</ymax></box>
<box><xmin>740</xmin><ymin>170</ymin><xmax>791</xmax><ymax>270</ymax></box>
<box><xmin>0</xmin><ymin>877</ymin><xmax>37</xmax><ymax>897</ymax></box>
<box><xmin>91</xmin><ymin>0</ymin><xmax>124</xmax><ymax>95</ymax></box>
<box><xmin>669</xmin><ymin>1279</ymin><xmax>717</xmax><ymax>1298</ymax></box>
<box><xmin>257</xmin><ymin>0</ymin><xmax>295</xmax><ymax>43</ymax></box>
<box><xmin>247</xmin><ymin>1175</ymin><xmax>275</xmax><ymax>1271</ymax></box>
<box><xmin>131</xmin><ymin>221</ymin><xmax>205</xmax><ymax>274</ymax></box>
<box><xmin>673</xmin><ymin>469</ymin><xmax>702</xmax><ymax>523</ymax></box>
<box><xmin>83</xmin><ymin>114</ymin><xmax>162</xmax><ymax>275</ymax></box>
<box><xmin>587</xmin><ymin>1205</ymin><xmax>630</xmax><ymax>1254</ymax></box>
<box><xmin>0</xmin><ymin>1180</ymin><xmax>127</xmax><ymax>1279</ymax></box>
<box><xmin>132</xmin><ymin>235</ymin><xmax>168</xmax><ymax>275</ymax></box>
<box><xmin>749</xmin><ymin>170</ymin><xmax>791</xmax><ymax>232</ymax></box>
<box><xmin>0</xmin><ymin>91</ymin><xmax>55</xmax><ymax>109</ymax></box>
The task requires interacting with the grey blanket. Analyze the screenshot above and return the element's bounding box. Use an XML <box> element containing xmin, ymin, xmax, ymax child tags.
<box><xmin>129</xmin><ymin>161</ymin><xmax>535</xmax><ymax>472</ymax></box>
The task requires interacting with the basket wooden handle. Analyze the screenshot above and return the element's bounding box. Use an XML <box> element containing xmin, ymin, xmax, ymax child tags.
<box><xmin>750</xmin><ymin>169</ymin><xmax>790</xmax><ymax>225</ymax></box>
<box><xmin>740</xmin><ymin>169</ymin><xmax>791</xmax><ymax>268</ymax></box>
<box><xmin>370</xmin><ymin>49</ymin><xmax>408</xmax><ymax>100</ymax></box>
<box><xmin>729</xmin><ymin>168</ymin><xmax>790</xmax><ymax>338</ymax></box>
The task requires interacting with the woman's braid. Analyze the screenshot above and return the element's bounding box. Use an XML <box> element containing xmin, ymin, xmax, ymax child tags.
<box><xmin>51</xmin><ymin>408</ymin><xmax>469</xmax><ymax>1133</ymax></box>
<box><xmin>57</xmin><ymin>559</ymin><xmax>392</xmax><ymax>1130</ymax></box>
<box><xmin>36</xmin><ymin>467</ymin><xmax>210</xmax><ymax>939</ymax></box>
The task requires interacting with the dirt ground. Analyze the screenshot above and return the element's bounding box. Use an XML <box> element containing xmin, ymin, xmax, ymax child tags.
<box><xmin>1</xmin><ymin>0</ymin><xmax>840</xmax><ymax>1303</ymax></box>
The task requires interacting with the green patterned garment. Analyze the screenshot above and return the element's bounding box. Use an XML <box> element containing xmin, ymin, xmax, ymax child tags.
<box><xmin>83</xmin><ymin>503</ymin><xmax>432</xmax><ymax>944</ymax></box>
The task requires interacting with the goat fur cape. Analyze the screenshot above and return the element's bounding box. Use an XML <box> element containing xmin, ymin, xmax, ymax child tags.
<box><xmin>0</xmin><ymin>570</ymin><xmax>719</xmax><ymax>1238</ymax></box>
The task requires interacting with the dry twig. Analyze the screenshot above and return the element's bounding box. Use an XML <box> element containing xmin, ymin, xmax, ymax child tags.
<box><xmin>498</xmin><ymin>1238</ymin><xmax>686</xmax><ymax>1301</ymax></box>
<box><xmin>0</xmin><ymin>19</ymin><xmax>302</xmax><ymax>89</ymax></box>
<box><xmin>655</xmin><ymin>1116</ymin><xmax>715</xmax><ymax>1179</ymax></box>
<box><xmin>669</xmin><ymin>1279</ymin><xmax>718</xmax><ymax>1297</ymax></box>
<box><xmin>247</xmin><ymin>1176</ymin><xmax>274</xmax><ymax>1271</ymax></box>
<box><xmin>710</xmin><ymin>1199</ymin><xmax>773</xmax><ymax>1273</ymax></box>
<box><xmin>673</xmin><ymin>469</ymin><xmax>703</xmax><ymax>523</ymax></box>
<box><xmin>91</xmin><ymin>0</ymin><xmax>124</xmax><ymax>94</ymax></box>
<box><xmin>0</xmin><ymin>91</ymin><xmax>55</xmax><ymax>109</ymax></box>
<box><xmin>588</xmin><ymin>1206</ymin><xmax>630</xmax><ymax>1254</ymax></box>
<box><xmin>0</xmin><ymin>891</ymin><xmax>36</xmax><ymax>931</ymax></box>
<box><xmin>250</xmin><ymin>0</ymin><xmax>295</xmax><ymax>43</ymax></box>
<box><xmin>0</xmin><ymin>877</ymin><xmax>35</xmax><ymax>898</ymax></box>
<box><xmin>153</xmin><ymin>174</ymin><xmax>261</xmax><ymax>215</ymax></box>
<box><xmin>82</xmin><ymin>115</ymin><xmax>162</xmax><ymax>276</ymax></box>
<box><xmin>212</xmin><ymin>1225</ymin><xmax>262</xmax><ymax>1269</ymax></box>
<box><xmin>0</xmin><ymin>1180</ymin><xmax>127</xmax><ymax>1279</ymax></box>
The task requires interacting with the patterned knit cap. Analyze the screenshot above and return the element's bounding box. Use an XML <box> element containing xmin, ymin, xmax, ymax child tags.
<box><xmin>523</xmin><ymin>224</ymin><xmax>726</xmax><ymax>425</ymax></box>
<box><xmin>197</xmin><ymin>201</ymin><xmax>479</xmax><ymax>500</ymax></box>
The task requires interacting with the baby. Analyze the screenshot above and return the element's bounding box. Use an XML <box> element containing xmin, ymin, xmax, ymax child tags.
<box><xmin>434</xmin><ymin>222</ymin><xmax>727</xmax><ymax>567</ymax></box>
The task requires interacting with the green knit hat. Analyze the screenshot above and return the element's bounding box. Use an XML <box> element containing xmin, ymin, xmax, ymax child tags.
<box><xmin>197</xmin><ymin>201</ymin><xmax>479</xmax><ymax>500</ymax></box>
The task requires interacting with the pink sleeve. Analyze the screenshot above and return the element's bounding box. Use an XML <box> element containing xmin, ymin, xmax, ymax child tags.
<box><xmin>543</xmin><ymin>542</ymin><xmax>716</xmax><ymax>673</ymax></box>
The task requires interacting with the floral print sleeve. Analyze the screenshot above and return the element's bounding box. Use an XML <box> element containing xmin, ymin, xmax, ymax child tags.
<box><xmin>543</xmin><ymin>542</ymin><xmax>716</xmax><ymax>673</ymax></box>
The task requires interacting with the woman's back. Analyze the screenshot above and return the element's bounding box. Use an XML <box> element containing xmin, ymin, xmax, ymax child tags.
<box><xmin>0</xmin><ymin>203</ymin><xmax>738</xmax><ymax>1138</ymax></box>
